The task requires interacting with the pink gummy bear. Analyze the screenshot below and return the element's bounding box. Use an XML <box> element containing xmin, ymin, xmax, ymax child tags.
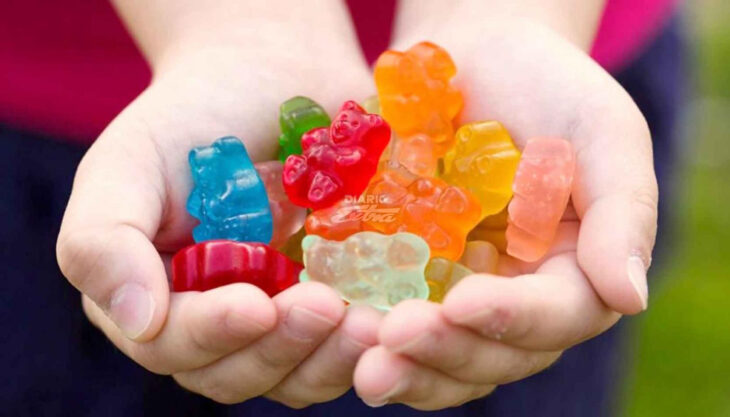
<box><xmin>506</xmin><ymin>138</ymin><xmax>575</xmax><ymax>262</ymax></box>
<box><xmin>255</xmin><ymin>161</ymin><xmax>307</xmax><ymax>248</ymax></box>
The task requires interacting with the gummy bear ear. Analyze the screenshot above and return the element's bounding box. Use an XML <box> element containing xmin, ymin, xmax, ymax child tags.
<box><xmin>188</xmin><ymin>144</ymin><xmax>217</xmax><ymax>174</ymax></box>
<box><xmin>407</xmin><ymin>41</ymin><xmax>456</xmax><ymax>80</ymax></box>
<box><xmin>301</xmin><ymin>127</ymin><xmax>329</xmax><ymax>150</ymax></box>
<box><xmin>214</xmin><ymin>136</ymin><xmax>250</xmax><ymax>158</ymax></box>
<box><xmin>373</xmin><ymin>50</ymin><xmax>406</xmax><ymax>90</ymax></box>
<box><xmin>339</xmin><ymin>100</ymin><xmax>365</xmax><ymax>114</ymax></box>
<box><xmin>387</xmin><ymin>233</ymin><xmax>431</xmax><ymax>267</ymax></box>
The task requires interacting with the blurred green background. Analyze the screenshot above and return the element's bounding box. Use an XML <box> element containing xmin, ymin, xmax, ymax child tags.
<box><xmin>620</xmin><ymin>1</ymin><xmax>730</xmax><ymax>415</ymax></box>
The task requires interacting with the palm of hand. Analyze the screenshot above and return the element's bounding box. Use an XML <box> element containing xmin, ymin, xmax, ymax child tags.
<box><xmin>59</xmin><ymin>49</ymin><xmax>384</xmax><ymax>406</ymax></box>
<box><xmin>352</xmin><ymin>24</ymin><xmax>656</xmax><ymax>409</ymax></box>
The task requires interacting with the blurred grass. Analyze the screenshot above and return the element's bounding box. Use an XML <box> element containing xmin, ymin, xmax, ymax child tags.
<box><xmin>621</xmin><ymin>1</ymin><xmax>730</xmax><ymax>416</ymax></box>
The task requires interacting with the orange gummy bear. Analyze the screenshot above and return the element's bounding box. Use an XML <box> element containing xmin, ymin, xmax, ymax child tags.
<box><xmin>306</xmin><ymin>163</ymin><xmax>481</xmax><ymax>260</ymax></box>
<box><xmin>374</xmin><ymin>41</ymin><xmax>463</xmax><ymax>159</ymax></box>
<box><xmin>362</xmin><ymin>165</ymin><xmax>481</xmax><ymax>260</ymax></box>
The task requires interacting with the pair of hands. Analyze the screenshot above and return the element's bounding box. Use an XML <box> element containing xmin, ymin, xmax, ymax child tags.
<box><xmin>56</xmin><ymin>5</ymin><xmax>657</xmax><ymax>410</ymax></box>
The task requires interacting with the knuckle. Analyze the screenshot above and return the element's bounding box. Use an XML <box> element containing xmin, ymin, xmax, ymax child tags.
<box><xmin>298</xmin><ymin>368</ymin><xmax>343</xmax><ymax>392</ymax></box>
<box><xmin>632</xmin><ymin>185</ymin><xmax>659</xmax><ymax>219</ymax></box>
<box><xmin>252</xmin><ymin>344</ymin><xmax>295</xmax><ymax>372</ymax></box>
<box><xmin>194</xmin><ymin>374</ymin><xmax>249</xmax><ymax>405</ymax></box>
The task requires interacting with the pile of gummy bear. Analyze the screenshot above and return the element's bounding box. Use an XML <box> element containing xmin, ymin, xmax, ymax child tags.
<box><xmin>172</xmin><ymin>42</ymin><xmax>576</xmax><ymax>311</ymax></box>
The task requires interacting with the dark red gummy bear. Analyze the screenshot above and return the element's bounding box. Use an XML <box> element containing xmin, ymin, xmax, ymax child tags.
<box><xmin>282</xmin><ymin>100</ymin><xmax>391</xmax><ymax>210</ymax></box>
<box><xmin>171</xmin><ymin>240</ymin><xmax>303</xmax><ymax>296</ymax></box>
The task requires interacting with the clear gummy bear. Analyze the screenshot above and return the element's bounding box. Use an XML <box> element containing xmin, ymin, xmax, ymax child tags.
<box><xmin>300</xmin><ymin>231</ymin><xmax>430</xmax><ymax>310</ymax></box>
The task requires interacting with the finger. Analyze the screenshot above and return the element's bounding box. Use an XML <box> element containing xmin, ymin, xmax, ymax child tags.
<box><xmin>443</xmin><ymin>252</ymin><xmax>620</xmax><ymax>350</ymax></box>
<box><xmin>379</xmin><ymin>300</ymin><xmax>561</xmax><ymax>384</ymax></box>
<box><xmin>354</xmin><ymin>346</ymin><xmax>495</xmax><ymax>410</ymax></box>
<box><xmin>173</xmin><ymin>282</ymin><xmax>345</xmax><ymax>405</ymax></box>
<box><xmin>265</xmin><ymin>306</ymin><xmax>383</xmax><ymax>408</ymax></box>
<box><xmin>82</xmin><ymin>283</ymin><xmax>277</xmax><ymax>374</ymax></box>
<box><xmin>571</xmin><ymin>94</ymin><xmax>658</xmax><ymax>314</ymax></box>
<box><xmin>57</xmin><ymin>113</ymin><xmax>171</xmax><ymax>342</ymax></box>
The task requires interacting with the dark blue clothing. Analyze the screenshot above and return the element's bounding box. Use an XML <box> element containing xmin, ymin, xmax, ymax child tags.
<box><xmin>0</xmin><ymin>17</ymin><xmax>685</xmax><ymax>417</ymax></box>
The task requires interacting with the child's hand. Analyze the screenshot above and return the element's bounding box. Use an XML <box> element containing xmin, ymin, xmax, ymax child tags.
<box><xmin>353</xmin><ymin>7</ymin><xmax>657</xmax><ymax>409</ymax></box>
<box><xmin>57</xmin><ymin>1</ymin><xmax>383</xmax><ymax>407</ymax></box>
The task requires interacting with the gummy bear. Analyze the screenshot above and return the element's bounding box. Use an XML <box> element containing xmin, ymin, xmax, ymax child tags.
<box><xmin>171</xmin><ymin>240</ymin><xmax>303</xmax><ymax>296</ymax></box>
<box><xmin>361</xmin><ymin>95</ymin><xmax>381</xmax><ymax>115</ymax></box>
<box><xmin>380</xmin><ymin>134</ymin><xmax>438</xmax><ymax>177</ymax></box>
<box><xmin>506</xmin><ymin>138</ymin><xmax>575</xmax><ymax>262</ymax></box>
<box><xmin>300</xmin><ymin>231</ymin><xmax>430</xmax><ymax>310</ymax></box>
<box><xmin>425</xmin><ymin>257</ymin><xmax>473</xmax><ymax>303</ymax></box>
<box><xmin>187</xmin><ymin>137</ymin><xmax>273</xmax><ymax>243</ymax></box>
<box><xmin>255</xmin><ymin>161</ymin><xmax>307</xmax><ymax>248</ymax></box>
<box><xmin>283</xmin><ymin>101</ymin><xmax>391</xmax><ymax>210</ymax></box>
<box><xmin>304</xmin><ymin>199</ymin><xmax>366</xmax><ymax>242</ymax></box>
<box><xmin>468</xmin><ymin>208</ymin><xmax>509</xmax><ymax>252</ymax></box>
<box><xmin>278</xmin><ymin>96</ymin><xmax>331</xmax><ymax>162</ymax></box>
<box><xmin>374</xmin><ymin>41</ymin><xmax>463</xmax><ymax>157</ymax></box>
<box><xmin>362</xmin><ymin>166</ymin><xmax>482</xmax><ymax>260</ymax></box>
<box><xmin>364</xmin><ymin>96</ymin><xmax>436</xmax><ymax>176</ymax></box>
<box><xmin>442</xmin><ymin>121</ymin><xmax>521</xmax><ymax>218</ymax></box>
<box><xmin>460</xmin><ymin>240</ymin><xmax>499</xmax><ymax>274</ymax></box>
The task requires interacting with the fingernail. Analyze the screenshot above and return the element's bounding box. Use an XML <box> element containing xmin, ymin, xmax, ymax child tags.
<box><xmin>285</xmin><ymin>306</ymin><xmax>337</xmax><ymax>341</ymax></box>
<box><xmin>108</xmin><ymin>283</ymin><xmax>155</xmax><ymax>339</ymax></box>
<box><xmin>362</xmin><ymin>380</ymin><xmax>407</xmax><ymax>408</ymax></box>
<box><xmin>627</xmin><ymin>256</ymin><xmax>649</xmax><ymax>311</ymax></box>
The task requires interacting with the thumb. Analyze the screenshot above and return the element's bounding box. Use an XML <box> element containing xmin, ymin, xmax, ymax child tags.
<box><xmin>572</xmin><ymin>90</ymin><xmax>658</xmax><ymax>315</ymax></box>
<box><xmin>57</xmin><ymin>105</ymin><xmax>170</xmax><ymax>341</ymax></box>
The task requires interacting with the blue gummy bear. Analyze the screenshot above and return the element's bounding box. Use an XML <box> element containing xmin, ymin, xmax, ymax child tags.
<box><xmin>186</xmin><ymin>136</ymin><xmax>273</xmax><ymax>243</ymax></box>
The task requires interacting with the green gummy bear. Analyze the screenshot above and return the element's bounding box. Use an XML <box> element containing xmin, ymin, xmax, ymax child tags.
<box><xmin>277</xmin><ymin>96</ymin><xmax>331</xmax><ymax>162</ymax></box>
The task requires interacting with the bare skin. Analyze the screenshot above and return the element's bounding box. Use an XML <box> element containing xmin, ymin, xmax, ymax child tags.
<box><xmin>57</xmin><ymin>0</ymin><xmax>657</xmax><ymax>409</ymax></box>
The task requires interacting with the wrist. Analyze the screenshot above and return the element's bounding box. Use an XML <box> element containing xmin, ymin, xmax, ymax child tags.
<box><xmin>113</xmin><ymin>0</ymin><xmax>367</xmax><ymax>77</ymax></box>
<box><xmin>393</xmin><ymin>0</ymin><xmax>605</xmax><ymax>52</ymax></box>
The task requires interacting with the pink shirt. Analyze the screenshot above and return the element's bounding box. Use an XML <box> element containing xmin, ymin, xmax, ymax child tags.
<box><xmin>0</xmin><ymin>0</ymin><xmax>677</xmax><ymax>144</ymax></box>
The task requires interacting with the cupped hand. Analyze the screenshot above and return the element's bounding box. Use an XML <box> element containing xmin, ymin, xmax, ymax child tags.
<box><xmin>355</xmin><ymin>16</ymin><xmax>657</xmax><ymax>409</ymax></box>
<box><xmin>56</xmin><ymin>28</ymin><xmax>383</xmax><ymax>406</ymax></box>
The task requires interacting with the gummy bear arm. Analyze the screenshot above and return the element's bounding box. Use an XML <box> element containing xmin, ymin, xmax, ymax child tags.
<box><xmin>186</xmin><ymin>188</ymin><xmax>203</xmax><ymax>219</ymax></box>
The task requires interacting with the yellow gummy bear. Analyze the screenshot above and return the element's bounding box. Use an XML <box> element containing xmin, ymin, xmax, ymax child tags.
<box><xmin>442</xmin><ymin>121</ymin><xmax>521</xmax><ymax>218</ymax></box>
<box><xmin>425</xmin><ymin>257</ymin><xmax>473</xmax><ymax>303</ymax></box>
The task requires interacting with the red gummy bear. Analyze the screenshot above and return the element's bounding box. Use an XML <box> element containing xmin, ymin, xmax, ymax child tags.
<box><xmin>171</xmin><ymin>240</ymin><xmax>303</xmax><ymax>296</ymax></box>
<box><xmin>282</xmin><ymin>101</ymin><xmax>391</xmax><ymax>210</ymax></box>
